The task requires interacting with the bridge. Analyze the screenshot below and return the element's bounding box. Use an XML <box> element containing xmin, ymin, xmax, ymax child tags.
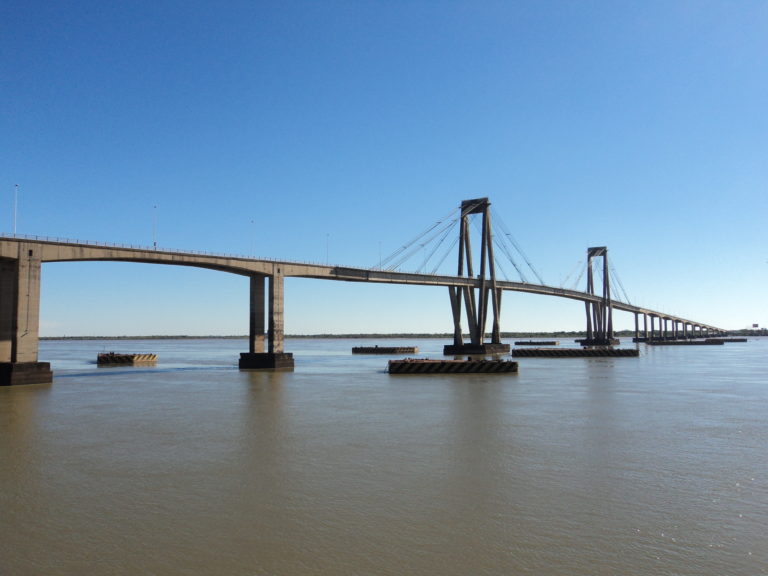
<box><xmin>0</xmin><ymin>198</ymin><xmax>725</xmax><ymax>385</ymax></box>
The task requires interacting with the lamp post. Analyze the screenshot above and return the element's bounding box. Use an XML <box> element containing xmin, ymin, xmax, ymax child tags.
<box><xmin>13</xmin><ymin>184</ymin><xmax>18</xmax><ymax>236</ymax></box>
<box><xmin>152</xmin><ymin>205</ymin><xmax>157</xmax><ymax>249</ymax></box>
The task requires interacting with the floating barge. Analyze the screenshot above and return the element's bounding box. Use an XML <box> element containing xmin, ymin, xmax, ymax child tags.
<box><xmin>352</xmin><ymin>346</ymin><xmax>419</xmax><ymax>354</ymax></box>
<box><xmin>512</xmin><ymin>347</ymin><xmax>639</xmax><ymax>358</ymax></box>
<box><xmin>97</xmin><ymin>352</ymin><xmax>158</xmax><ymax>365</ymax></box>
<box><xmin>388</xmin><ymin>358</ymin><xmax>518</xmax><ymax>374</ymax></box>
<box><xmin>514</xmin><ymin>340</ymin><xmax>559</xmax><ymax>346</ymax></box>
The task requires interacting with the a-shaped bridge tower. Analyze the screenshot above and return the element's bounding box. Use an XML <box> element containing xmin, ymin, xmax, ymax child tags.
<box><xmin>444</xmin><ymin>198</ymin><xmax>511</xmax><ymax>355</ymax></box>
<box><xmin>579</xmin><ymin>246</ymin><xmax>619</xmax><ymax>347</ymax></box>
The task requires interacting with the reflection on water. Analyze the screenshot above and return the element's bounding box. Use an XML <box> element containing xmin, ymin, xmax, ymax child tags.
<box><xmin>1</xmin><ymin>337</ymin><xmax>767</xmax><ymax>575</ymax></box>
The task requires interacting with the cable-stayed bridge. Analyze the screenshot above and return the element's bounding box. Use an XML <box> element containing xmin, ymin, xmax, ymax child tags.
<box><xmin>0</xmin><ymin>198</ymin><xmax>725</xmax><ymax>384</ymax></box>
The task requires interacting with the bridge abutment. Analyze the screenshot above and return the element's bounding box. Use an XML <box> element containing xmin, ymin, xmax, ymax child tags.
<box><xmin>0</xmin><ymin>246</ymin><xmax>52</xmax><ymax>385</ymax></box>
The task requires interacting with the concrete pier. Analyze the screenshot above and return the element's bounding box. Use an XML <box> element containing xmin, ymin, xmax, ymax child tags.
<box><xmin>240</xmin><ymin>273</ymin><xmax>294</xmax><ymax>371</ymax></box>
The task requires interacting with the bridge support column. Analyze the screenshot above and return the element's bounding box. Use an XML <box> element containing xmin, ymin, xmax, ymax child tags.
<box><xmin>239</xmin><ymin>272</ymin><xmax>294</xmax><ymax>370</ymax></box>
<box><xmin>248</xmin><ymin>275</ymin><xmax>266</xmax><ymax>354</ymax></box>
<box><xmin>633</xmin><ymin>313</ymin><xmax>646</xmax><ymax>342</ymax></box>
<box><xmin>0</xmin><ymin>246</ymin><xmax>52</xmax><ymax>386</ymax></box>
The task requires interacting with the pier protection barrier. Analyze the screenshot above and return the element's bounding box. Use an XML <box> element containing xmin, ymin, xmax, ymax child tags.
<box><xmin>353</xmin><ymin>346</ymin><xmax>418</xmax><ymax>354</ymax></box>
<box><xmin>97</xmin><ymin>353</ymin><xmax>157</xmax><ymax>365</ymax></box>
<box><xmin>388</xmin><ymin>358</ymin><xmax>518</xmax><ymax>374</ymax></box>
<box><xmin>443</xmin><ymin>343</ymin><xmax>511</xmax><ymax>355</ymax></box>
<box><xmin>512</xmin><ymin>347</ymin><xmax>639</xmax><ymax>358</ymax></box>
<box><xmin>646</xmin><ymin>340</ymin><xmax>724</xmax><ymax>346</ymax></box>
<box><xmin>575</xmin><ymin>338</ymin><xmax>621</xmax><ymax>346</ymax></box>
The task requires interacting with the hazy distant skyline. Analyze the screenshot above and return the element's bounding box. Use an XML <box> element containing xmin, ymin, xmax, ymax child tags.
<box><xmin>3</xmin><ymin>1</ymin><xmax>766</xmax><ymax>336</ymax></box>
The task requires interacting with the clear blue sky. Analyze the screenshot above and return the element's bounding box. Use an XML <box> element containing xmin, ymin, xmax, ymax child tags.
<box><xmin>2</xmin><ymin>1</ymin><xmax>766</xmax><ymax>336</ymax></box>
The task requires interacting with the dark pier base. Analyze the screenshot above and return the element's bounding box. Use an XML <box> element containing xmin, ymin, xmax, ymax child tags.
<box><xmin>239</xmin><ymin>352</ymin><xmax>295</xmax><ymax>370</ymax></box>
<box><xmin>0</xmin><ymin>362</ymin><xmax>53</xmax><ymax>386</ymax></box>
<box><xmin>443</xmin><ymin>343</ymin><xmax>511</xmax><ymax>355</ymax></box>
<box><xmin>512</xmin><ymin>348</ymin><xmax>639</xmax><ymax>358</ymax></box>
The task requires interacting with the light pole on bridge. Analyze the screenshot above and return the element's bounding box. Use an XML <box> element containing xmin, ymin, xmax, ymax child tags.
<box><xmin>152</xmin><ymin>205</ymin><xmax>157</xmax><ymax>249</ymax></box>
<box><xmin>13</xmin><ymin>184</ymin><xmax>18</xmax><ymax>236</ymax></box>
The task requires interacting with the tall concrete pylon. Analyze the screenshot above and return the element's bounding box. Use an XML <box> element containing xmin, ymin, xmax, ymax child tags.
<box><xmin>444</xmin><ymin>198</ymin><xmax>510</xmax><ymax>355</ymax></box>
<box><xmin>581</xmin><ymin>246</ymin><xmax>618</xmax><ymax>346</ymax></box>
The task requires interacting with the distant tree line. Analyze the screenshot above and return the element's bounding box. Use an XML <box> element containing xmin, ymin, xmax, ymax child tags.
<box><xmin>41</xmin><ymin>328</ymin><xmax>761</xmax><ymax>340</ymax></box>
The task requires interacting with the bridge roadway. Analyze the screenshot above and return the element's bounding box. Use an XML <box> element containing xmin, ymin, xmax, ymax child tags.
<box><xmin>0</xmin><ymin>236</ymin><xmax>724</xmax><ymax>384</ymax></box>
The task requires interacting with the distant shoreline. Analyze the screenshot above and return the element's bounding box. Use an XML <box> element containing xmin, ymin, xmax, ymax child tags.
<box><xmin>40</xmin><ymin>332</ymin><xmax>585</xmax><ymax>341</ymax></box>
<box><xmin>40</xmin><ymin>329</ymin><xmax>763</xmax><ymax>340</ymax></box>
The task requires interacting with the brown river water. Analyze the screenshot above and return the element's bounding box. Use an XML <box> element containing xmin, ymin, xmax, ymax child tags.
<box><xmin>1</xmin><ymin>337</ymin><xmax>766</xmax><ymax>575</ymax></box>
